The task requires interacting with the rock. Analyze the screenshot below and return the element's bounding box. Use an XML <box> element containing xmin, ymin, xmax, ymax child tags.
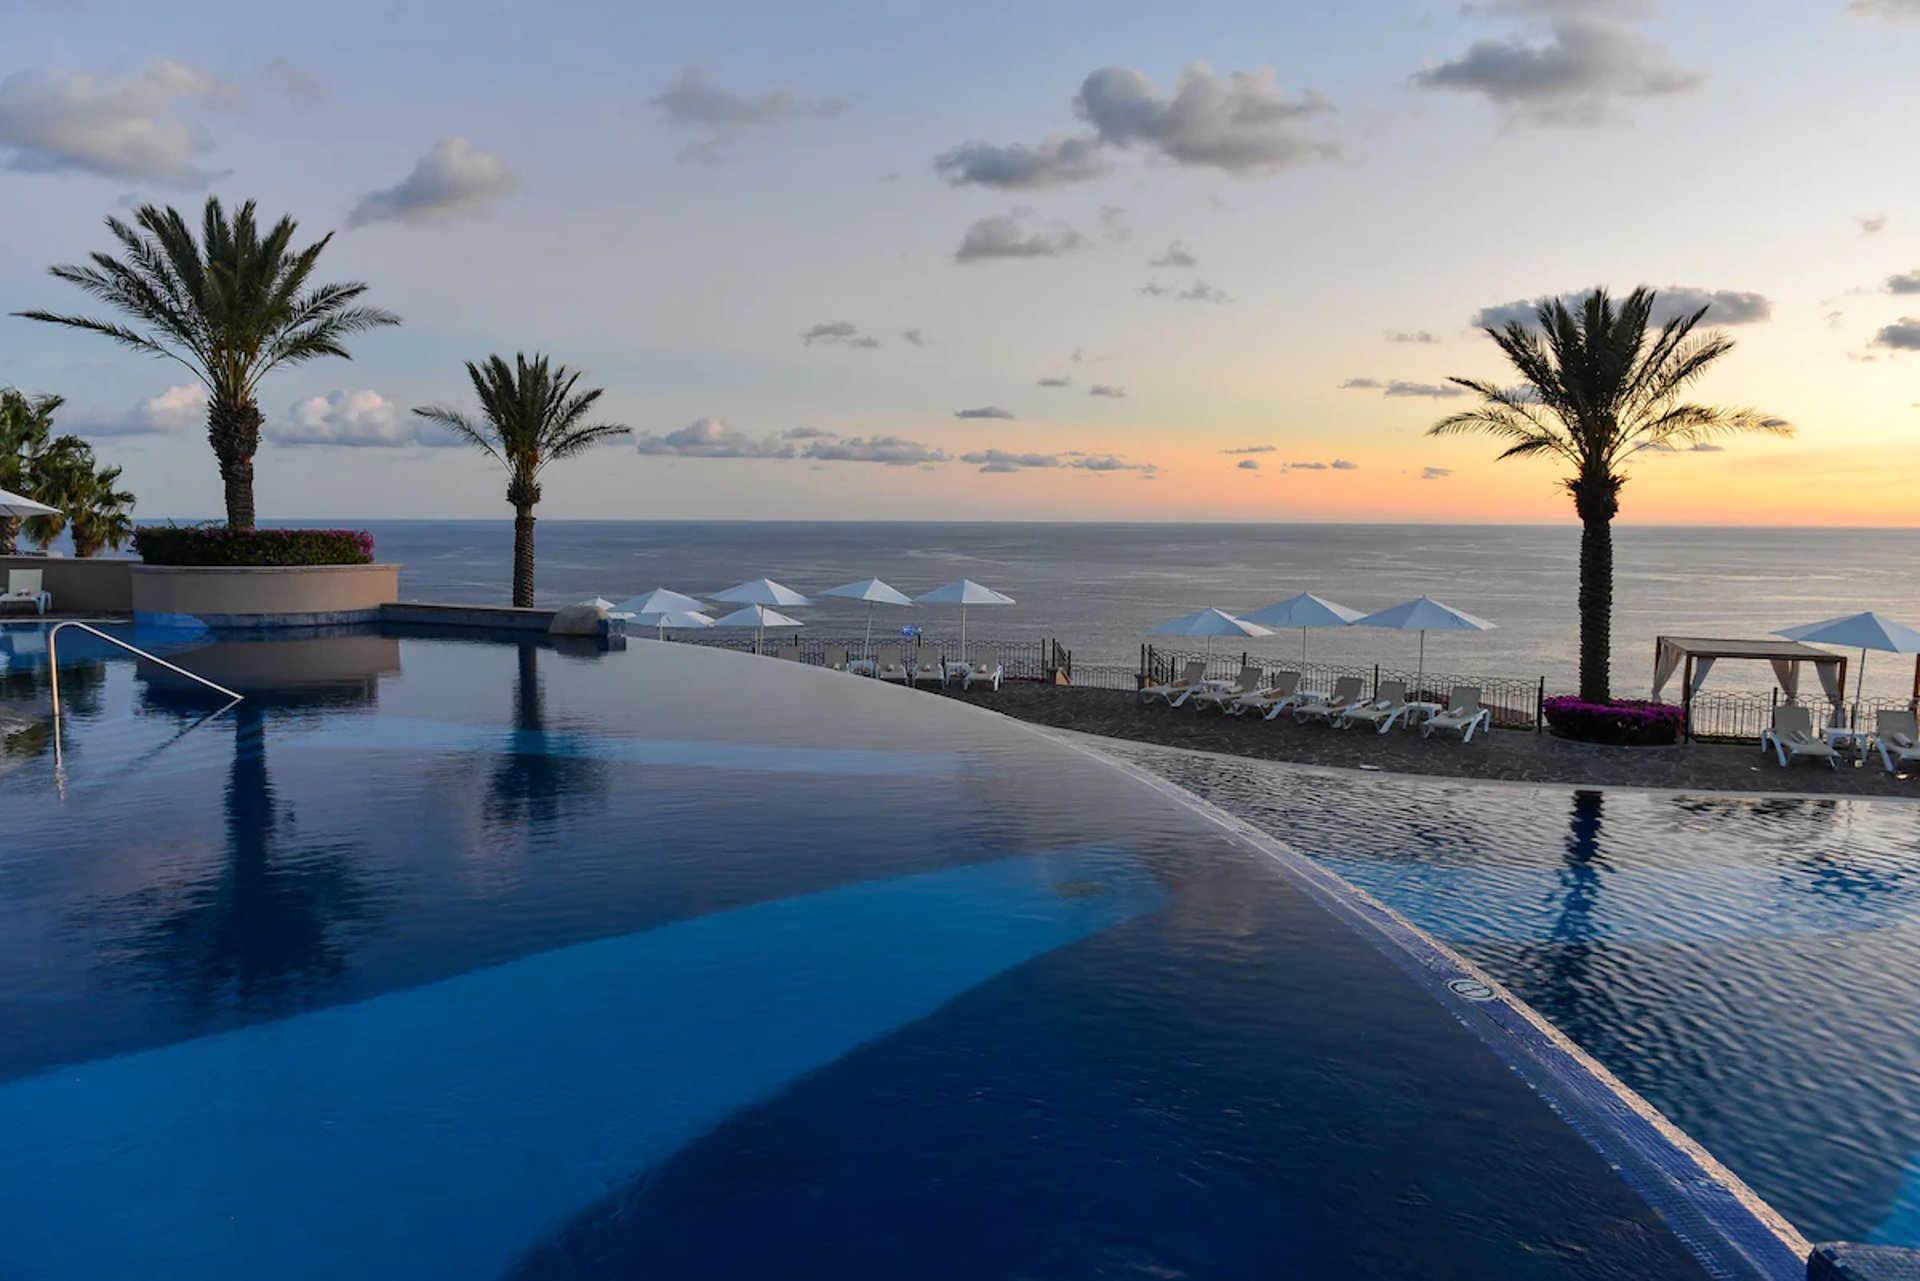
<box><xmin>548</xmin><ymin>601</ymin><xmax>610</xmax><ymax>637</ymax></box>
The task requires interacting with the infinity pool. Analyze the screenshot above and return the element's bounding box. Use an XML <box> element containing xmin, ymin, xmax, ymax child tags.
<box><xmin>0</xmin><ymin>624</ymin><xmax>1798</xmax><ymax>1279</ymax></box>
<box><xmin>1103</xmin><ymin>738</ymin><xmax>1920</xmax><ymax>1252</ymax></box>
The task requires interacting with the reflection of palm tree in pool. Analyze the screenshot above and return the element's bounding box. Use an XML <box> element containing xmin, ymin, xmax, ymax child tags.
<box><xmin>484</xmin><ymin>642</ymin><xmax>606</xmax><ymax>830</ymax></box>
<box><xmin>113</xmin><ymin>701</ymin><xmax>373</xmax><ymax>1009</ymax></box>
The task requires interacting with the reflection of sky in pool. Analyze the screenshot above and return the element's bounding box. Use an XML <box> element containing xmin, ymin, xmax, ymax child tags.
<box><xmin>1105</xmin><ymin>741</ymin><xmax>1920</xmax><ymax>1250</ymax></box>
<box><xmin>0</xmin><ymin>624</ymin><xmax>1794</xmax><ymax>1278</ymax></box>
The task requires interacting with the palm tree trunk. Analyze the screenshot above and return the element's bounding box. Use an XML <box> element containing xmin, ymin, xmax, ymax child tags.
<box><xmin>208</xmin><ymin>396</ymin><xmax>263</xmax><ymax>531</ymax></box>
<box><xmin>0</xmin><ymin>515</ymin><xmax>18</xmax><ymax>556</ymax></box>
<box><xmin>512</xmin><ymin>504</ymin><xmax>537</xmax><ymax>608</ymax></box>
<box><xmin>1573</xmin><ymin>478</ymin><xmax>1620</xmax><ymax>704</ymax></box>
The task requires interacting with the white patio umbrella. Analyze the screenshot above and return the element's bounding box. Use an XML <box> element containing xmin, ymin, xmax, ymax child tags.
<box><xmin>613</xmin><ymin>587</ymin><xmax>708</xmax><ymax>617</ymax></box>
<box><xmin>1241</xmin><ymin>592</ymin><xmax>1364</xmax><ymax>665</ymax></box>
<box><xmin>632</xmin><ymin>608</ymin><xmax>716</xmax><ymax>640</ymax></box>
<box><xmin>820</xmin><ymin>578</ymin><xmax>916</xmax><ymax>661</ymax></box>
<box><xmin>914</xmin><ymin>579</ymin><xmax>1014</xmax><ymax>658</ymax></box>
<box><xmin>712</xmin><ymin>603</ymin><xmax>804</xmax><ymax>654</ymax></box>
<box><xmin>712</xmin><ymin>578</ymin><xmax>813</xmax><ymax>609</ymax></box>
<box><xmin>1353</xmin><ymin>596</ymin><xmax>1496</xmax><ymax>697</ymax></box>
<box><xmin>1776</xmin><ymin>611</ymin><xmax>1920</xmax><ymax>726</ymax></box>
<box><xmin>0</xmin><ymin>486</ymin><xmax>58</xmax><ymax>518</ymax></box>
<box><xmin>1147</xmin><ymin>607</ymin><xmax>1273</xmax><ymax>660</ymax></box>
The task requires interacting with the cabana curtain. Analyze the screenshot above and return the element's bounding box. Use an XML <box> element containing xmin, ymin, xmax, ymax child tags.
<box><xmin>1652</xmin><ymin>636</ymin><xmax>1845</xmax><ymax>705</ymax></box>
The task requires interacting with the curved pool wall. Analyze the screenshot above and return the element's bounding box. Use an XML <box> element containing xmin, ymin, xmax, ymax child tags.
<box><xmin>0</xmin><ymin>624</ymin><xmax>1804</xmax><ymax>1279</ymax></box>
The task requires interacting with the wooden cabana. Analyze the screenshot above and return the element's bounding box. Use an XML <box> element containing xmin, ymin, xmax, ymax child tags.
<box><xmin>1653</xmin><ymin>635</ymin><xmax>1847</xmax><ymax>740</ymax></box>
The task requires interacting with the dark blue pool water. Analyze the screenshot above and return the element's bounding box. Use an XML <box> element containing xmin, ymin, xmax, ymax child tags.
<box><xmin>1</xmin><ymin>624</ymin><xmax>1780</xmax><ymax>1279</ymax></box>
<box><xmin>1105</xmin><ymin>740</ymin><xmax>1920</xmax><ymax>1253</ymax></box>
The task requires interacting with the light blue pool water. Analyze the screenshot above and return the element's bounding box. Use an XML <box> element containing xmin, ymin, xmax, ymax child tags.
<box><xmin>0</xmin><ymin>622</ymin><xmax>1806</xmax><ymax>1278</ymax></box>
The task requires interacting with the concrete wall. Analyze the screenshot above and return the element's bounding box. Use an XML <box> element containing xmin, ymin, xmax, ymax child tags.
<box><xmin>0</xmin><ymin>556</ymin><xmax>134</xmax><ymax>614</ymax></box>
<box><xmin>130</xmin><ymin>563</ymin><xmax>400</xmax><ymax>629</ymax></box>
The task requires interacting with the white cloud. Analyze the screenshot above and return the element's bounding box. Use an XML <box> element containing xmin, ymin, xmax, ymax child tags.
<box><xmin>955</xmin><ymin>211</ymin><xmax>1088</xmax><ymax>263</ymax></box>
<box><xmin>1420</xmin><ymin>466</ymin><xmax>1453</xmax><ymax>480</ymax></box>
<box><xmin>1089</xmin><ymin>384</ymin><xmax>1127</xmax><ymax>398</ymax></box>
<box><xmin>934</xmin><ymin>134</ymin><xmax>1108</xmax><ymax>189</ymax></box>
<box><xmin>635</xmin><ymin>417</ymin><xmax>796</xmax><ymax>459</ymax></box>
<box><xmin>1886</xmin><ymin>270</ymin><xmax>1920</xmax><ymax>295</ymax></box>
<box><xmin>1075</xmin><ymin>62</ymin><xmax>1335</xmax><ymax>177</ymax></box>
<box><xmin>653</xmin><ymin>67</ymin><xmax>847</xmax><ymax>162</ymax></box>
<box><xmin>803</xmin><ymin>435</ymin><xmax>950</xmax><ymax>465</ymax></box>
<box><xmin>1872</xmin><ymin>318</ymin><xmax>1920</xmax><ymax>351</ymax></box>
<box><xmin>1149</xmin><ymin>241</ymin><xmax>1198</xmax><ymax>268</ymax></box>
<box><xmin>1237</xmin><ymin>458</ymin><xmax>1260</xmax><ymax>471</ymax></box>
<box><xmin>273</xmin><ymin>390</ymin><xmax>448</xmax><ymax>448</ymax></box>
<box><xmin>1413</xmin><ymin>13</ymin><xmax>1703</xmax><ymax>127</ymax></box>
<box><xmin>348</xmin><ymin>137</ymin><xmax>518</xmax><ymax>227</ymax></box>
<box><xmin>1037</xmin><ymin>376</ymin><xmax>1072</xmax><ymax>387</ymax></box>
<box><xmin>0</xmin><ymin>58</ymin><xmax>239</xmax><ymax>185</ymax></box>
<box><xmin>1221</xmin><ymin>444</ymin><xmax>1275</xmax><ymax>455</ymax></box>
<box><xmin>267</xmin><ymin>60</ymin><xmax>325</xmax><ymax>109</ymax></box>
<box><xmin>1388</xmin><ymin>330</ymin><xmax>1438</xmax><ymax>344</ymax></box>
<box><xmin>1859</xmin><ymin>214</ymin><xmax>1890</xmax><ymax>235</ymax></box>
<box><xmin>954</xmin><ymin>407</ymin><xmax>1015</xmax><ymax>420</ymax></box>
<box><xmin>1471</xmin><ymin>286</ymin><xmax>1771</xmax><ymax>329</ymax></box>
<box><xmin>1339</xmin><ymin>377</ymin><xmax>1384</xmax><ymax>390</ymax></box>
<box><xmin>1384</xmin><ymin>380</ymin><xmax>1467</xmax><ymax>399</ymax></box>
<box><xmin>83</xmin><ymin>383</ymin><xmax>206</xmax><ymax>437</ymax></box>
<box><xmin>800</xmin><ymin>321</ymin><xmax>880</xmax><ymax>348</ymax></box>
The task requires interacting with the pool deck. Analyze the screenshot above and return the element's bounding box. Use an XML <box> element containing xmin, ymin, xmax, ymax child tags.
<box><xmin>935</xmin><ymin>684</ymin><xmax>1920</xmax><ymax>798</ymax></box>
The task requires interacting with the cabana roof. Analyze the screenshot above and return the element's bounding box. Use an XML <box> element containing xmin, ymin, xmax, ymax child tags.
<box><xmin>1655</xmin><ymin>636</ymin><xmax>1842</xmax><ymax>665</ymax></box>
<box><xmin>1653</xmin><ymin>634</ymin><xmax>1847</xmax><ymax>713</ymax></box>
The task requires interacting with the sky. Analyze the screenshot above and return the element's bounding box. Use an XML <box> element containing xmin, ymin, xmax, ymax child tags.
<box><xmin>1</xmin><ymin>0</ymin><xmax>1917</xmax><ymax>525</ymax></box>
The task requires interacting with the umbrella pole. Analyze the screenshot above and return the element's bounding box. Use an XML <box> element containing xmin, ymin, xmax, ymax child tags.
<box><xmin>1301</xmin><ymin>626</ymin><xmax>1308</xmax><ymax>667</ymax></box>
<box><xmin>1857</xmin><ymin>646</ymin><xmax>1869</xmax><ymax>729</ymax></box>
<box><xmin>864</xmin><ymin>602</ymin><xmax>875</xmax><ymax>662</ymax></box>
<box><xmin>960</xmin><ymin>605</ymin><xmax>968</xmax><ymax>660</ymax></box>
<box><xmin>1417</xmin><ymin>631</ymin><xmax>1426</xmax><ymax>700</ymax></box>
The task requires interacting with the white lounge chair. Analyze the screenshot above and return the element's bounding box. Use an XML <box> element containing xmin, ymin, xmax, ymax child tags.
<box><xmin>963</xmin><ymin>647</ymin><xmax>1002</xmax><ymax>691</ymax></box>
<box><xmin>1</xmin><ymin>569</ymin><xmax>50</xmax><ymax>615</ymax></box>
<box><xmin>1141</xmin><ymin>660</ymin><xmax>1208</xmax><ymax>706</ymax></box>
<box><xmin>912</xmin><ymin>653</ymin><xmax>944</xmax><ymax>686</ymax></box>
<box><xmin>1340</xmin><ymin>679</ymin><xmax>1411</xmax><ymax>732</ymax></box>
<box><xmin>875</xmin><ymin>644</ymin><xmax>909</xmax><ymax>684</ymax></box>
<box><xmin>1296</xmin><ymin>675</ymin><xmax>1365</xmax><ymax>725</ymax></box>
<box><xmin>1761</xmin><ymin>705</ymin><xmax>1837</xmax><ymax>769</ymax></box>
<box><xmin>1228</xmin><ymin>670</ymin><xmax>1302</xmax><ymax>717</ymax></box>
<box><xmin>1189</xmin><ymin>665</ymin><xmax>1263</xmax><ymax>712</ymax></box>
<box><xmin>1874</xmin><ymin>709</ymin><xmax>1920</xmax><ymax>774</ymax></box>
<box><xmin>824</xmin><ymin>645</ymin><xmax>850</xmax><ymax>672</ymax></box>
<box><xmin>775</xmin><ymin>644</ymin><xmax>802</xmax><ymax>662</ymax></box>
<box><xmin>1423</xmin><ymin>686</ymin><xmax>1492</xmax><ymax>742</ymax></box>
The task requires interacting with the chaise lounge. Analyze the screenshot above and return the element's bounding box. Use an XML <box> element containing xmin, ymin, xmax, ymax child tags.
<box><xmin>1761</xmin><ymin>705</ymin><xmax>1837</xmax><ymax>769</ymax></box>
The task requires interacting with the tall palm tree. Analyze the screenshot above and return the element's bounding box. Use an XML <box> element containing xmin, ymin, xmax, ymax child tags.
<box><xmin>1429</xmin><ymin>287</ymin><xmax>1790</xmax><ymax>703</ymax></box>
<box><xmin>0</xmin><ymin>388</ymin><xmax>64</xmax><ymax>554</ymax></box>
<box><xmin>413</xmin><ymin>354</ymin><xmax>629</xmax><ymax>607</ymax></box>
<box><xmin>15</xmin><ymin>198</ymin><xmax>400</xmax><ymax>529</ymax></box>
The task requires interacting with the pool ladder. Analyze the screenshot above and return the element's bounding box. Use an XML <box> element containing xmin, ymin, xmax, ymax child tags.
<box><xmin>45</xmin><ymin>621</ymin><xmax>244</xmax><ymax>766</ymax></box>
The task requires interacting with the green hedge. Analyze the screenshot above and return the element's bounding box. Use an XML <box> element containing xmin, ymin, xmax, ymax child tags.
<box><xmin>132</xmin><ymin>525</ymin><xmax>375</xmax><ymax>567</ymax></box>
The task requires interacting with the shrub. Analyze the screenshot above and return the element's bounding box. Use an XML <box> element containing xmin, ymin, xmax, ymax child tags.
<box><xmin>1542</xmin><ymin>695</ymin><xmax>1684</xmax><ymax>746</ymax></box>
<box><xmin>132</xmin><ymin>524</ymin><xmax>374</xmax><ymax>567</ymax></box>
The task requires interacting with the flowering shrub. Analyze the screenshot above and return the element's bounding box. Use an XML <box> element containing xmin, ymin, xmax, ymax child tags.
<box><xmin>132</xmin><ymin>524</ymin><xmax>375</xmax><ymax>567</ymax></box>
<box><xmin>1542</xmin><ymin>695</ymin><xmax>1684</xmax><ymax>746</ymax></box>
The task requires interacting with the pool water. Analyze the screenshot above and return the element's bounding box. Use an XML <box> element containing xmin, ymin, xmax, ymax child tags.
<box><xmin>1103</xmin><ymin>739</ymin><xmax>1920</xmax><ymax>1251</ymax></box>
<box><xmin>1</xmin><ymin>624</ymin><xmax>1793</xmax><ymax>1279</ymax></box>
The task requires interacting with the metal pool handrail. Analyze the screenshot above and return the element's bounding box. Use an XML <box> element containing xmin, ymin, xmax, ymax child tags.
<box><xmin>46</xmin><ymin>621</ymin><xmax>244</xmax><ymax>766</ymax></box>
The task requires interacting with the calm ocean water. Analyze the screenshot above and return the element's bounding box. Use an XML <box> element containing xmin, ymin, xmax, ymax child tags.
<box><xmin>357</xmin><ymin>520</ymin><xmax>1920</xmax><ymax>701</ymax></box>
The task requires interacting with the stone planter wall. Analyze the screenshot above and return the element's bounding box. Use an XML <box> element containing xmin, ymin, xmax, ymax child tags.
<box><xmin>129</xmin><ymin>563</ymin><xmax>400</xmax><ymax>629</ymax></box>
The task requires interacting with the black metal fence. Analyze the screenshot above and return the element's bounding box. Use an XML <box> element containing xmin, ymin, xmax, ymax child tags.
<box><xmin>1138</xmin><ymin>644</ymin><xmax>1545</xmax><ymax>730</ymax></box>
<box><xmin>1683</xmin><ymin>690</ymin><xmax>1917</xmax><ymax>743</ymax></box>
<box><xmin>674</xmin><ymin>632</ymin><xmax>1065</xmax><ymax>682</ymax></box>
<box><xmin>661</xmin><ymin>628</ymin><xmax>1913</xmax><ymax>744</ymax></box>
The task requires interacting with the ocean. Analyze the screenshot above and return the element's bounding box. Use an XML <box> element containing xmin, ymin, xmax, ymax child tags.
<box><xmin>359</xmin><ymin>520</ymin><xmax>1920</xmax><ymax>702</ymax></box>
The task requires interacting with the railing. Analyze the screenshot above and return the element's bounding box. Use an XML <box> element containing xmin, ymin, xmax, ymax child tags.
<box><xmin>1683</xmin><ymin>689</ymin><xmax>1917</xmax><ymax>743</ymax></box>
<box><xmin>673</xmin><ymin>633</ymin><xmax>1065</xmax><ymax>682</ymax></box>
<box><xmin>1139</xmin><ymin>644</ymin><xmax>1544</xmax><ymax>730</ymax></box>
<box><xmin>46</xmin><ymin>621</ymin><xmax>242</xmax><ymax>765</ymax></box>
